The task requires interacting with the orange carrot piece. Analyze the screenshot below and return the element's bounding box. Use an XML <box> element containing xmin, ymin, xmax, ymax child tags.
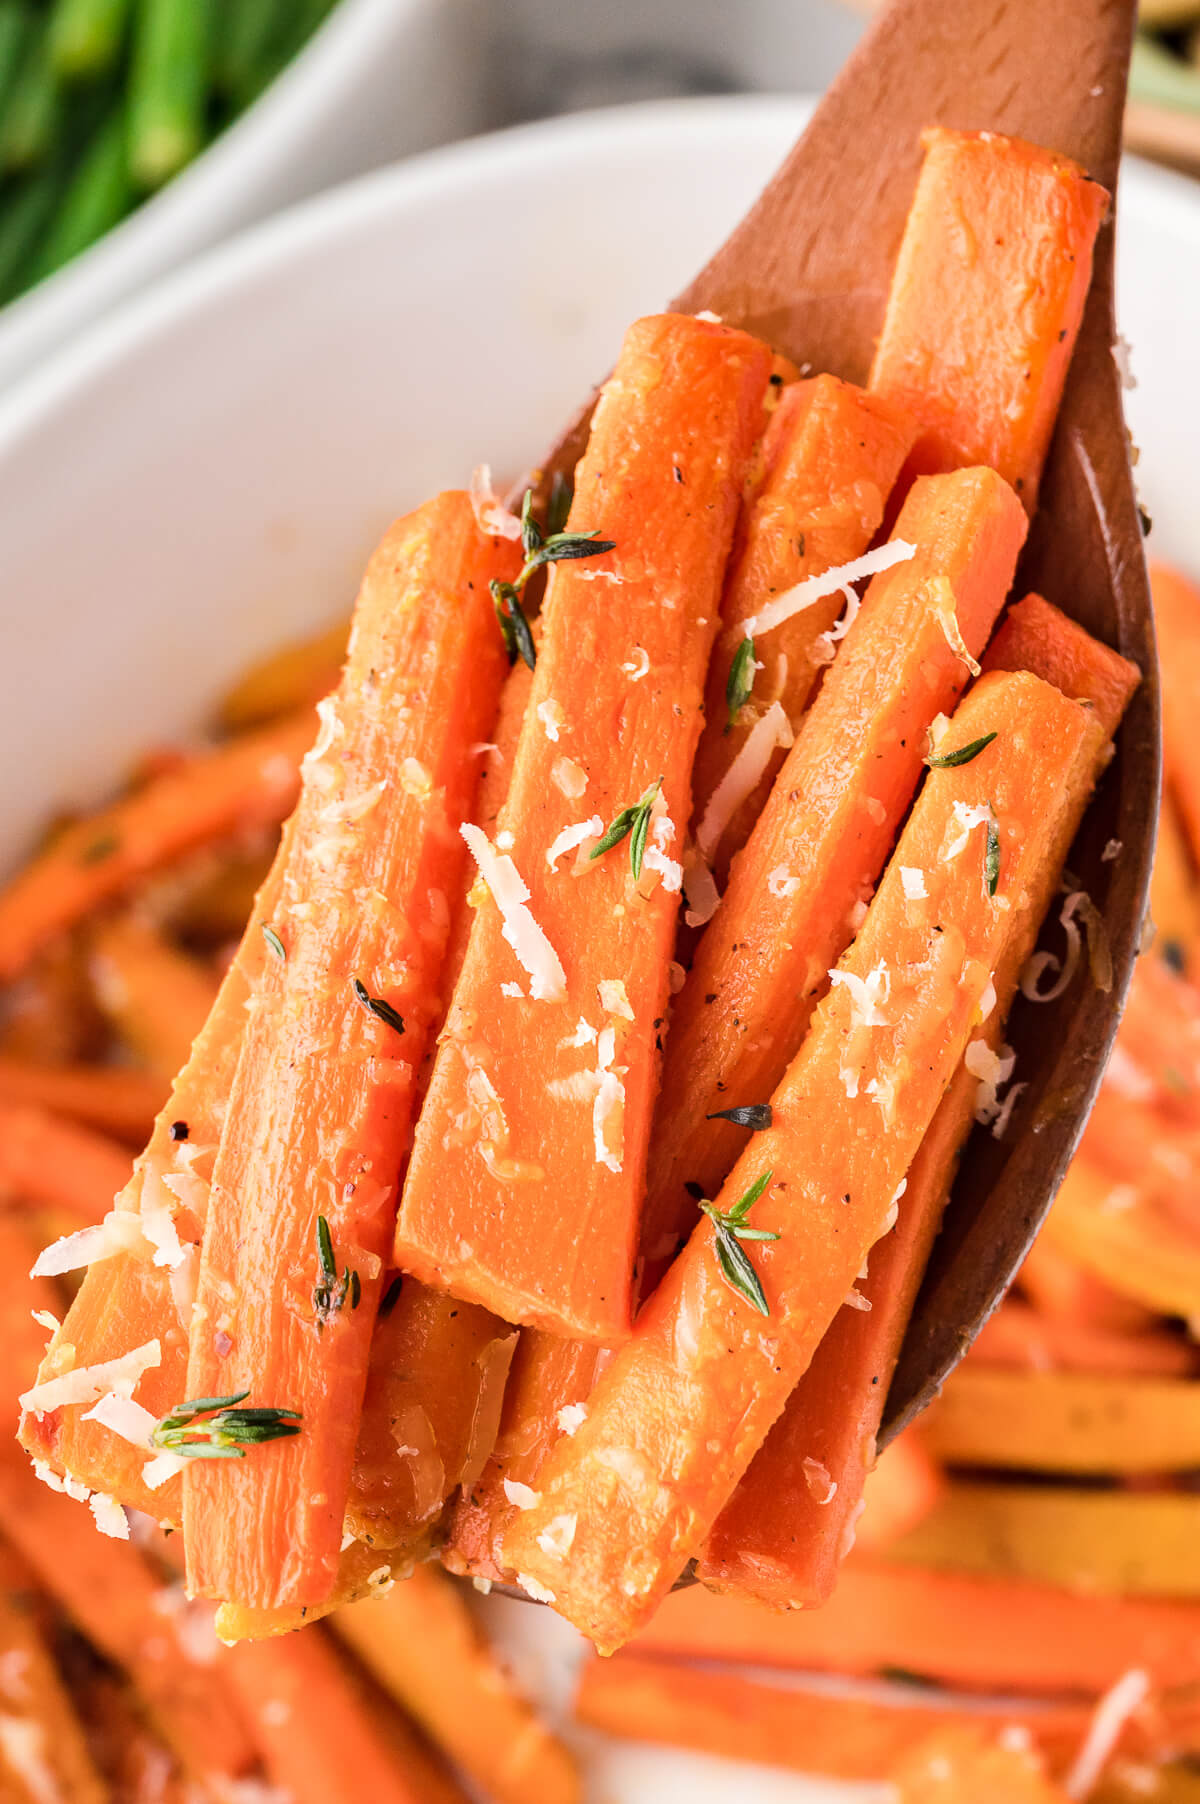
<box><xmin>396</xmin><ymin>314</ymin><xmax>773</xmax><ymax>1342</ymax></box>
<box><xmin>0</xmin><ymin>1057</ymin><xmax>165</xmax><ymax>1143</ymax></box>
<box><xmin>0</xmin><ymin>711</ymin><xmax>311</xmax><ymax>981</ymax></box>
<box><xmin>87</xmin><ymin>913</ymin><xmax>218</xmax><ymax>1080</ymax></box>
<box><xmin>1151</xmin><ymin>791</ymin><xmax>1200</xmax><ymax>978</ymax></box>
<box><xmin>1043</xmin><ymin>1155</ymin><xmax>1200</xmax><ymax>1321</ymax></box>
<box><xmin>1019</xmin><ymin>1232</ymin><xmax>1158</xmax><ymax>1336</ymax></box>
<box><xmin>0</xmin><ymin>1547</ymin><xmax>109</xmax><ymax>1804</ymax></box>
<box><xmin>0</xmin><ymin>1456</ymin><xmax>255</xmax><ymax>1785</ymax></box>
<box><xmin>70</xmin><ymin>1668</ymin><xmax>190</xmax><ymax>1804</ymax></box>
<box><xmin>689</xmin><ymin>375</ymin><xmax>916</xmax><ymax>876</ymax></box>
<box><xmin>869</xmin><ymin>129</ymin><xmax>1108</xmax><ymax>510</ymax></box>
<box><xmin>333</xmin><ymin>1566</ymin><xmax>580</xmax><ymax>1804</ymax></box>
<box><xmin>891</xmin><ymin>1725</ymin><xmax>1072</xmax><ymax>1804</ymax></box>
<box><xmin>983</xmin><ymin>592</ymin><xmax>1142</xmax><ymax>739</ymax></box>
<box><xmin>642</xmin><ymin>467</ymin><xmax>1026</xmax><ymax>1273</ymax></box>
<box><xmin>574</xmin><ymin>1654</ymin><xmax>1093</xmax><ymax>1784</ymax></box>
<box><xmin>698</xmin><ymin>594</ymin><xmax>1136</xmax><ymax>1606</ymax></box>
<box><xmin>972</xmin><ymin>1299</ymin><xmax>1197</xmax><ymax>1380</ymax></box>
<box><xmin>639</xmin><ymin>1559</ymin><xmax>1200</xmax><ymax>1695</ymax></box>
<box><xmin>0</xmin><ymin>1098</ymin><xmax>131</xmax><ymax>1222</ymax></box>
<box><xmin>223</xmin><ymin>1627</ymin><xmax>470</xmax><ymax>1804</ymax></box>
<box><xmin>213</xmin><ymin>1539</ymin><xmax>412</xmax><ymax>1641</ymax></box>
<box><xmin>0</xmin><ymin>1218</ymin><xmax>65</xmax><ymax>1444</ymax></box>
<box><xmin>217</xmin><ymin>616</ymin><xmax>349</xmax><ymax>731</ymax></box>
<box><xmin>506</xmin><ymin>670</ymin><xmax>1104</xmax><ymax>1649</ymax></box>
<box><xmin>185</xmin><ymin>493</ymin><xmax>520</xmax><ymax>1614</ymax></box>
<box><xmin>855</xmin><ymin>1430</ymin><xmax>943</xmax><ymax>1553</ymax></box>
<box><xmin>1152</xmin><ymin>563</ymin><xmax>1200</xmax><ymax>869</ymax></box>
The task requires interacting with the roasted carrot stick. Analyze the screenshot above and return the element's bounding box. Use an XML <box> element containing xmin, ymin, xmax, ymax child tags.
<box><xmin>984</xmin><ymin>591</ymin><xmax>1142</xmax><ymax>730</ymax></box>
<box><xmin>642</xmin><ymin>467</ymin><xmax>1026</xmax><ymax>1275</ymax></box>
<box><xmin>1151</xmin><ymin>791</ymin><xmax>1200</xmax><ymax>977</ymax></box>
<box><xmin>921</xmin><ymin>1365</ymin><xmax>1200</xmax><ymax>1474</ymax></box>
<box><xmin>637</xmin><ymin>1558</ymin><xmax>1200</xmax><ymax>1694</ymax></box>
<box><xmin>0</xmin><ymin>1098</ymin><xmax>131</xmax><ymax>1222</ymax></box>
<box><xmin>214</xmin><ymin>1539</ymin><xmax>412</xmax><ymax>1641</ymax></box>
<box><xmin>397</xmin><ymin>314</ymin><xmax>773</xmax><ymax>1342</ymax></box>
<box><xmin>185</xmin><ymin>493</ymin><xmax>520</xmax><ymax>1615</ymax></box>
<box><xmin>222</xmin><ymin>1627</ymin><xmax>470</xmax><ymax>1804</ymax></box>
<box><xmin>0</xmin><ymin>1545</ymin><xmax>109</xmax><ymax>1804</ymax></box>
<box><xmin>1152</xmin><ymin>563</ymin><xmax>1200</xmax><ymax>869</ymax></box>
<box><xmin>971</xmin><ymin>1299</ymin><xmax>1198</xmax><ymax>1380</ymax></box>
<box><xmin>891</xmin><ymin>1725</ymin><xmax>1073</xmax><ymax>1804</ymax></box>
<box><xmin>333</xmin><ymin>1566</ymin><xmax>580</xmax><ymax>1804</ymax></box>
<box><xmin>697</xmin><ymin>594</ymin><xmax>1137</xmax><ymax>1605</ymax></box>
<box><xmin>217</xmin><ymin>616</ymin><xmax>350</xmax><ymax>731</ymax></box>
<box><xmin>0</xmin><ymin>1456</ymin><xmax>255</xmax><ymax>1784</ymax></box>
<box><xmin>1018</xmin><ymin>1232</ymin><xmax>1159</xmax><ymax>1336</ymax></box>
<box><xmin>869</xmin><ymin>129</ymin><xmax>1108</xmax><ymax>510</ymax></box>
<box><xmin>1043</xmin><ymin>1157</ymin><xmax>1200</xmax><ymax>1321</ymax></box>
<box><xmin>689</xmin><ymin>374</ymin><xmax>915</xmax><ymax>876</ymax></box>
<box><xmin>0</xmin><ymin>1056</ymin><xmax>165</xmax><ymax>1143</ymax></box>
<box><xmin>506</xmin><ymin>669</ymin><xmax>1104</xmax><ymax>1649</ymax></box>
<box><xmin>0</xmin><ymin>710</ymin><xmax>311</xmax><ymax>981</ymax></box>
<box><xmin>855</xmin><ymin>1430</ymin><xmax>943</xmax><ymax>1552</ymax></box>
<box><xmin>87</xmin><ymin>913</ymin><xmax>219</xmax><ymax>1080</ymax></box>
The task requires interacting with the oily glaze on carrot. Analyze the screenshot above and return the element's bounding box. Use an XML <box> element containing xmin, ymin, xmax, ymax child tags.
<box><xmin>506</xmin><ymin>670</ymin><xmax>1103</xmax><ymax>1649</ymax></box>
<box><xmin>642</xmin><ymin>466</ymin><xmax>1027</xmax><ymax>1277</ymax></box>
<box><xmin>185</xmin><ymin>493</ymin><xmax>520</xmax><ymax>1614</ymax></box>
<box><xmin>697</xmin><ymin>595</ymin><xmax>1136</xmax><ymax>1605</ymax></box>
<box><xmin>0</xmin><ymin>710</ymin><xmax>310</xmax><ymax>981</ymax></box>
<box><xmin>869</xmin><ymin>129</ymin><xmax>1108</xmax><ymax>510</ymax></box>
<box><xmin>689</xmin><ymin>375</ymin><xmax>916</xmax><ymax>877</ymax></box>
<box><xmin>396</xmin><ymin>314</ymin><xmax>773</xmax><ymax>1342</ymax></box>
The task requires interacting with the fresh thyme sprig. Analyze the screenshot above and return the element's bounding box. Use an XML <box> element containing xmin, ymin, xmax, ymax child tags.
<box><xmin>925</xmin><ymin>731</ymin><xmax>997</xmax><ymax>770</ymax></box>
<box><xmin>590</xmin><ymin>777</ymin><xmax>663</xmax><ymax>882</ymax></box>
<box><xmin>726</xmin><ymin>635</ymin><xmax>757</xmax><ymax>731</ymax></box>
<box><xmin>706</xmin><ymin>1104</ymin><xmax>772</xmax><ymax>1130</ymax></box>
<box><xmin>700</xmin><ymin>1169</ymin><xmax>777</xmax><ymax>1316</ymax></box>
<box><xmin>352</xmin><ymin>978</ymin><xmax>405</xmax><ymax>1035</ymax></box>
<box><xmin>489</xmin><ymin>489</ymin><xmax>616</xmax><ymax>672</ymax></box>
<box><xmin>313</xmin><ymin>1215</ymin><xmax>361</xmax><ymax>1329</ymax></box>
<box><xmin>150</xmin><ymin>1393</ymin><xmax>301</xmax><ymax>1461</ymax></box>
<box><xmin>985</xmin><ymin>805</ymin><xmax>1001</xmax><ymax>898</ymax></box>
<box><xmin>261</xmin><ymin>923</ymin><xmax>286</xmax><ymax>962</ymax></box>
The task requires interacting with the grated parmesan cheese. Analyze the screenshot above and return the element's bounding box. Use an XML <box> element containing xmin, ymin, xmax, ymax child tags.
<box><xmin>621</xmin><ymin>647</ymin><xmax>650</xmax><ymax>681</ymax></box>
<box><xmin>844</xmin><ymin>1289</ymin><xmax>872</xmax><ymax>1312</ymax></box>
<box><xmin>460</xmin><ymin>825</ymin><xmax>566</xmax><ymax>1002</ymax></box>
<box><xmin>31</xmin><ymin>1209</ymin><xmax>145</xmax><ymax>1279</ymax></box>
<box><xmin>767</xmin><ymin>864</ymin><xmax>801</xmax><ymax>899</ymax></box>
<box><xmin>31</xmin><ymin>1460</ymin><xmax>89</xmax><ymax>1503</ymax></box>
<box><xmin>802</xmin><ymin>1457</ymin><xmax>838</xmax><ymax>1505</ymax></box>
<box><xmin>557</xmin><ymin>1403</ymin><xmax>588</xmax><ymax>1435</ymax></box>
<box><xmin>89</xmin><ymin>1492</ymin><xmax>129</xmax><ymax>1539</ymax></box>
<box><xmin>500</xmin><ymin>981</ymin><xmax>524</xmax><ymax>999</ymax></box>
<box><xmin>551</xmin><ymin>757</ymin><xmax>588</xmax><ymax>799</ymax></box>
<box><xmin>503</xmin><ymin>1479</ymin><xmax>540</xmax><ymax>1511</ymax></box>
<box><xmin>545</xmin><ymin>814</ymin><xmax>603</xmax><ymax>872</ymax></box>
<box><xmin>535</xmin><ymin>1513</ymin><xmax>577</xmax><ymax>1559</ymax></box>
<box><xmin>598</xmin><ymin>979</ymin><xmax>634</xmax><ymax>1021</ymax></box>
<box><xmin>1064</xmin><ymin>1669</ymin><xmax>1150</xmax><ymax>1800</ymax></box>
<box><xmin>667</xmin><ymin>961</ymin><xmax>686</xmax><ymax>995</ymax></box>
<box><xmin>899</xmin><ymin>866</ymin><xmax>927</xmax><ymax>901</ymax></box>
<box><xmin>518</xmin><ymin>1573</ymin><xmax>556</xmax><ymax>1604</ymax></box>
<box><xmin>741</xmin><ymin>540</ymin><xmax>917</xmax><ymax>640</ymax></box>
<box><xmin>927</xmin><ymin>575</ymin><xmax>980</xmax><ymax>675</ymax></box>
<box><xmin>1020</xmin><ymin>889</ymin><xmax>1107</xmax><ymax>1004</ymax></box>
<box><xmin>696</xmin><ymin>702</ymin><xmax>794</xmax><ymax>861</ymax></box>
<box><xmin>593</xmin><ymin>1026</ymin><xmax>626</xmax><ymax>1174</ymax></box>
<box><xmin>829</xmin><ymin>961</ymin><xmax>891</xmax><ymax>1100</ymax></box>
<box><xmin>965</xmin><ymin>1039</ymin><xmax>1017</xmax><ymax>1128</ymax></box>
<box><xmin>682</xmin><ymin>850</ymin><xmax>721</xmax><ymax>929</ymax></box>
<box><xmin>812</xmin><ymin>584</ymin><xmax>861</xmax><ymax>664</ymax></box>
<box><xmin>20</xmin><ymin>1340</ymin><xmax>161</xmax><ymax>1419</ymax></box>
<box><xmin>469</xmin><ymin>464</ymin><xmax>522</xmax><ymax>540</ymax></box>
<box><xmin>643</xmin><ymin>790</ymin><xmax>683</xmax><ymax>893</ymax></box>
<box><xmin>537</xmin><ymin>700</ymin><xmax>564</xmax><ymax>743</ymax></box>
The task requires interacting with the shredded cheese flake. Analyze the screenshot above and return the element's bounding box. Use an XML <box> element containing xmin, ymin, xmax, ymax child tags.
<box><xmin>503</xmin><ymin>1479</ymin><xmax>540</xmax><ymax>1511</ymax></box>
<box><xmin>697</xmin><ymin>702</ymin><xmax>794</xmax><ymax>861</ymax></box>
<box><xmin>469</xmin><ymin>464</ymin><xmax>522</xmax><ymax>540</ymax></box>
<box><xmin>518</xmin><ymin>1572</ymin><xmax>556</xmax><ymax>1604</ymax></box>
<box><xmin>20</xmin><ymin>1340</ymin><xmax>160</xmax><ymax>1419</ymax></box>
<box><xmin>965</xmin><ymin>1038</ymin><xmax>1018</xmax><ymax>1128</ymax></box>
<box><xmin>683</xmin><ymin>850</ymin><xmax>721</xmax><ymax>929</ymax></box>
<box><xmin>546</xmin><ymin>814</ymin><xmax>603</xmax><ymax>872</ymax></box>
<box><xmin>460</xmin><ymin>825</ymin><xmax>566</xmax><ymax>1002</ymax></box>
<box><xmin>535</xmin><ymin>1513</ymin><xmax>577</xmax><ymax>1560</ymax></box>
<box><xmin>537</xmin><ymin>700</ymin><xmax>564</xmax><ymax>743</ymax></box>
<box><xmin>643</xmin><ymin>790</ymin><xmax>683</xmax><ymax>893</ymax></box>
<box><xmin>1064</xmin><ymin>1669</ymin><xmax>1150</xmax><ymax>1800</ymax></box>
<box><xmin>927</xmin><ymin>575</ymin><xmax>980</xmax><ymax>675</ymax></box>
<box><xmin>802</xmin><ymin>1457</ymin><xmax>838</xmax><ymax>1505</ymax></box>
<box><xmin>767</xmin><ymin>864</ymin><xmax>801</xmax><ymax>899</ymax></box>
<box><xmin>557</xmin><ymin>1403</ymin><xmax>588</xmax><ymax>1435</ymax></box>
<box><xmin>31</xmin><ymin>1209</ymin><xmax>145</xmax><ymax>1279</ymax></box>
<box><xmin>593</xmin><ymin>1025</ymin><xmax>626</xmax><ymax>1174</ymax></box>
<box><xmin>621</xmin><ymin>647</ymin><xmax>650</xmax><ymax>681</ymax></box>
<box><xmin>89</xmin><ymin>1492</ymin><xmax>129</xmax><ymax>1539</ymax></box>
<box><xmin>899</xmin><ymin>866</ymin><xmax>927</xmax><ymax>901</ymax></box>
<box><xmin>742</xmin><ymin>540</ymin><xmax>917</xmax><ymax>639</ymax></box>
<box><xmin>598</xmin><ymin>979</ymin><xmax>634</xmax><ymax>1021</ymax></box>
<box><xmin>551</xmin><ymin>757</ymin><xmax>588</xmax><ymax>799</ymax></box>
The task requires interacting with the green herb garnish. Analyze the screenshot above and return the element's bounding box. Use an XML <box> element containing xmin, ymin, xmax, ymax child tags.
<box><xmin>490</xmin><ymin>488</ymin><xmax>616</xmax><ymax>671</ymax></box>
<box><xmin>352</xmin><ymin>978</ymin><xmax>404</xmax><ymax>1035</ymax></box>
<box><xmin>590</xmin><ymin>777</ymin><xmax>662</xmax><ymax>882</ymax></box>
<box><xmin>261</xmin><ymin>923</ymin><xmax>286</xmax><ymax>962</ymax></box>
<box><xmin>150</xmin><ymin>1393</ymin><xmax>301</xmax><ymax>1461</ymax></box>
<box><xmin>700</xmin><ymin>1169</ymin><xmax>778</xmax><ymax>1316</ymax></box>
<box><xmin>706</xmin><ymin>1104</ymin><xmax>772</xmax><ymax>1130</ymax></box>
<box><xmin>313</xmin><ymin>1215</ymin><xmax>361</xmax><ymax>1329</ymax></box>
<box><xmin>985</xmin><ymin>806</ymin><xmax>1001</xmax><ymax>897</ymax></box>
<box><xmin>925</xmin><ymin>731</ymin><xmax>997</xmax><ymax>770</ymax></box>
<box><xmin>726</xmin><ymin>635</ymin><xmax>757</xmax><ymax>731</ymax></box>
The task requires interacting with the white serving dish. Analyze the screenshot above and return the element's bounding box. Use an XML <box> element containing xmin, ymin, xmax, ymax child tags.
<box><xmin>0</xmin><ymin>0</ymin><xmax>484</xmax><ymax>393</ymax></box>
<box><xmin>1</xmin><ymin>95</ymin><xmax>1197</xmax><ymax>1801</ymax></box>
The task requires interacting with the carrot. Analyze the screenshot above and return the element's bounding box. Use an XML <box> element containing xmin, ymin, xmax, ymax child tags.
<box><xmin>688</xmin><ymin>374</ymin><xmax>916</xmax><ymax>877</ymax></box>
<box><xmin>855</xmin><ymin>1430</ymin><xmax>943</xmax><ymax>1552</ymax></box>
<box><xmin>87</xmin><ymin>912</ymin><xmax>219</xmax><ymax>1079</ymax></box>
<box><xmin>185</xmin><ymin>492</ymin><xmax>520</xmax><ymax>1615</ymax></box>
<box><xmin>222</xmin><ymin>1627</ymin><xmax>470</xmax><ymax>1804</ymax></box>
<box><xmin>0</xmin><ymin>1455</ymin><xmax>256</xmax><ymax>1784</ymax></box>
<box><xmin>0</xmin><ymin>710</ymin><xmax>311</xmax><ymax>981</ymax></box>
<box><xmin>869</xmin><ymin>129</ymin><xmax>1108</xmax><ymax>510</ymax></box>
<box><xmin>1100</xmin><ymin>955</ymin><xmax>1200</xmax><ymax>1131</ymax></box>
<box><xmin>1151</xmin><ymin>563</ymin><xmax>1200</xmax><ymax>868</ymax></box>
<box><xmin>643</xmin><ymin>465</ymin><xmax>1027</xmax><ymax>1282</ymax></box>
<box><xmin>69</xmin><ymin>1668</ymin><xmax>190</xmax><ymax>1804</ymax></box>
<box><xmin>332</xmin><ymin>1566</ymin><xmax>580</xmax><ymax>1804</ymax></box>
<box><xmin>638</xmin><ymin>1558</ymin><xmax>1200</xmax><ymax>1695</ymax></box>
<box><xmin>396</xmin><ymin>313</ymin><xmax>774</xmax><ymax>1343</ymax></box>
<box><xmin>1018</xmin><ymin>1233</ymin><xmax>1159</xmax><ymax>1336</ymax></box>
<box><xmin>574</xmin><ymin>1654</ymin><xmax>1096</xmax><ymax>1784</ymax></box>
<box><xmin>0</xmin><ymin>1543</ymin><xmax>109</xmax><ymax>1804</ymax></box>
<box><xmin>1044</xmin><ymin>1156</ymin><xmax>1200</xmax><ymax>1321</ymax></box>
<box><xmin>922</xmin><ymin>1365</ymin><xmax>1200</xmax><ymax>1474</ymax></box>
<box><xmin>0</xmin><ymin>1056</ymin><xmax>165</xmax><ymax>1143</ymax></box>
<box><xmin>216</xmin><ymin>616</ymin><xmax>349</xmax><ymax>731</ymax></box>
<box><xmin>505</xmin><ymin>669</ymin><xmax>1105</xmax><ymax>1650</ymax></box>
<box><xmin>0</xmin><ymin>1217</ymin><xmax>64</xmax><ymax>1445</ymax></box>
<box><xmin>0</xmin><ymin>936</ymin><xmax>106</xmax><ymax>1065</ymax></box>
<box><xmin>214</xmin><ymin>1538</ymin><xmax>413</xmax><ymax>1641</ymax></box>
<box><xmin>971</xmin><ymin>1299</ymin><xmax>1198</xmax><ymax>1380</ymax></box>
<box><xmin>0</xmin><ymin>1098</ymin><xmax>131</xmax><ymax>1222</ymax></box>
<box><xmin>891</xmin><ymin>1725</ymin><xmax>1073</xmax><ymax>1804</ymax></box>
<box><xmin>697</xmin><ymin>597</ymin><xmax>1134</xmax><ymax>1607</ymax></box>
<box><xmin>1151</xmin><ymin>791</ymin><xmax>1200</xmax><ymax>978</ymax></box>
<box><xmin>890</xmin><ymin>1479</ymin><xmax>1200</xmax><ymax>1596</ymax></box>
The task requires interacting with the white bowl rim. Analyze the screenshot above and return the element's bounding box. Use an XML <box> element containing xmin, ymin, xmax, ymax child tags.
<box><xmin>2</xmin><ymin>91</ymin><xmax>1199</xmax><ymax>462</ymax></box>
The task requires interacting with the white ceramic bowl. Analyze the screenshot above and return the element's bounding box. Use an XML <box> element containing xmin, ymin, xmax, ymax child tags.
<box><xmin>0</xmin><ymin>0</ymin><xmax>484</xmax><ymax>393</ymax></box>
<box><xmin>2</xmin><ymin>96</ymin><xmax>1198</xmax><ymax>1802</ymax></box>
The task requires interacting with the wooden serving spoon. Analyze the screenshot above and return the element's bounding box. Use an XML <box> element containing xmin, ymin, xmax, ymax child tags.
<box><xmin>530</xmin><ymin>0</ymin><xmax>1158</xmax><ymax>1458</ymax></box>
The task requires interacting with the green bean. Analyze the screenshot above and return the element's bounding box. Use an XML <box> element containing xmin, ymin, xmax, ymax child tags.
<box><xmin>0</xmin><ymin>160</ymin><xmax>69</xmax><ymax>302</ymax></box>
<box><xmin>49</xmin><ymin>0</ymin><xmax>132</xmax><ymax>81</ymax></box>
<box><xmin>0</xmin><ymin>15</ymin><xmax>61</xmax><ymax>174</ymax></box>
<box><xmin>127</xmin><ymin>0</ymin><xmax>213</xmax><ymax>190</ymax></box>
<box><xmin>25</xmin><ymin>100</ymin><xmax>130</xmax><ymax>282</ymax></box>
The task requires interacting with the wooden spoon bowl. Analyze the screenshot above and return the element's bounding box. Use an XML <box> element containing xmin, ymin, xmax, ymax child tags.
<box><xmin>530</xmin><ymin>0</ymin><xmax>1157</xmax><ymax>1457</ymax></box>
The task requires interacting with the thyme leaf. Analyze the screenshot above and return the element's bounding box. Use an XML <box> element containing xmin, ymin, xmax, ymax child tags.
<box><xmin>985</xmin><ymin>806</ymin><xmax>1001</xmax><ymax>898</ymax></box>
<box><xmin>706</xmin><ymin>1104</ymin><xmax>772</xmax><ymax>1130</ymax></box>
<box><xmin>490</xmin><ymin>489</ymin><xmax>616</xmax><ymax>669</ymax></box>
<box><xmin>700</xmin><ymin>1169</ymin><xmax>777</xmax><ymax>1315</ymax></box>
<box><xmin>151</xmin><ymin>1392</ymin><xmax>301</xmax><ymax>1460</ymax></box>
<box><xmin>726</xmin><ymin>635</ymin><xmax>757</xmax><ymax>731</ymax></box>
<box><xmin>925</xmin><ymin>731</ymin><xmax>997</xmax><ymax>770</ymax></box>
<box><xmin>590</xmin><ymin>777</ymin><xmax>663</xmax><ymax>882</ymax></box>
<box><xmin>313</xmin><ymin>1215</ymin><xmax>362</xmax><ymax>1329</ymax></box>
<box><xmin>352</xmin><ymin>978</ymin><xmax>405</xmax><ymax>1035</ymax></box>
<box><xmin>490</xmin><ymin>579</ymin><xmax>537</xmax><ymax>672</ymax></box>
<box><xmin>261</xmin><ymin>923</ymin><xmax>286</xmax><ymax>962</ymax></box>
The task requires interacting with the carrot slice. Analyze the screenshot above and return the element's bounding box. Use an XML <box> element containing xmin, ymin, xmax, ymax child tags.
<box><xmin>1151</xmin><ymin>791</ymin><xmax>1200</xmax><ymax>978</ymax></box>
<box><xmin>921</xmin><ymin>1365</ymin><xmax>1200</xmax><ymax>1474</ymax></box>
<box><xmin>697</xmin><ymin>593</ymin><xmax>1136</xmax><ymax>1605</ymax></box>
<box><xmin>1043</xmin><ymin>1156</ymin><xmax>1200</xmax><ymax>1321</ymax></box>
<box><xmin>638</xmin><ymin>1558</ymin><xmax>1200</xmax><ymax>1695</ymax></box>
<box><xmin>891</xmin><ymin>1725</ymin><xmax>1073</xmax><ymax>1803</ymax></box>
<box><xmin>185</xmin><ymin>492</ymin><xmax>519</xmax><ymax>1613</ymax></box>
<box><xmin>689</xmin><ymin>374</ymin><xmax>916</xmax><ymax>877</ymax></box>
<box><xmin>0</xmin><ymin>1098</ymin><xmax>132</xmax><ymax>1222</ymax></box>
<box><xmin>87</xmin><ymin>913</ymin><xmax>218</xmax><ymax>1080</ymax></box>
<box><xmin>1151</xmin><ymin>563</ymin><xmax>1200</xmax><ymax>869</ymax></box>
<box><xmin>332</xmin><ymin>1566</ymin><xmax>580</xmax><ymax>1804</ymax></box>
<box><xmin>972</xmin><ymin>1299</ymin><xmax>1197</xmax><ymax>1380</ymax></box>
<box><xmin>0</xmin><ymin>1056</ymin><xmax>165</xmax><ymax>1142</ymax></box>
<box><xmin>0</xmin><ymin>710</ymin><xmax>310</xmax><ymax>981</ymax></box>
<box><xmin>223</xmin><ymin>1627</ymin><xmax>471</xmax><ymax>1804</ymax></box>
<box><xmin>643</xmin><ymin>465</ymin><xmax>1026</xmax><ymax>1280</ymax></box>
<box><xmin>1018</xmin><ymin>1233</ymin><xmax>1159</xmax><ymax>1336</ymax></box>
<box><xmin>397</xmin><ymin>313</ymin><xmax>773</xmax><ymax>1342</ymax></box>
<box><xmin>505</xmin><ymin>669</ymin><xmax>1104</xmax><ymax>1649</ymax></box>
<box><xmin>869</xmin><ymin>129</ymin><xmax>1108</xmax><ymax>510</ymax></box>
<box><xmin>855</xmin><ymin>1431</ymin><xmax>943</xmax><ymax>1552</ymax></box>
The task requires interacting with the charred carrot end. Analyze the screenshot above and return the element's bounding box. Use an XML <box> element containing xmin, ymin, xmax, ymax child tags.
<box><xmin>870</xmin><ymin>129</ymin><xmax>1108</xmax><ymax>510</ymax></box>
<box><xmin>0</xmin><ymin>709</ymin><xmax>311</xmax><ymax>981</ymax></box>
<box><xmin>1151</xmin><ymin>564</ymin><xmax>1200</xmax><ymax>870</ymax></box>
<box><xmin>506</xmin><ymin>671</ymin><xmax>1105</xmax><ymax>1650</ymax></box>
<box><xmin>891</xmin><ymin>1725</ymin><xmax>1073</xmax><ymax>1803</ymax></box>
<box><xmin>396</xmin><ymin>314</ymin><xmax>773</xmax><ymax>1344</ymax></box>
<box><xmin>185</xmin><ymin>493</ymin><xmax>520</xmax><ymax>1614</ymax></box>
<box><xmin>983</xmin><ymin>593</ymin><xmax>1140</xmax><ymax>739</ymax></box>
